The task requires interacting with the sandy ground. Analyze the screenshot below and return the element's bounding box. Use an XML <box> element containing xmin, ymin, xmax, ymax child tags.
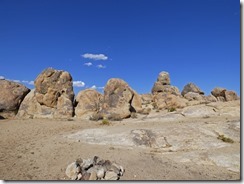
<box><xmin>0</xmin><ymin>101</ymin><xmax>240</xmax><ymax>180</ymax></box>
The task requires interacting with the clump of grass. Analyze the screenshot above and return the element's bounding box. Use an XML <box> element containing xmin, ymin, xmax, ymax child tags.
<box><xmin>217</xmin><ymin>134</ymin><xmax>234</xmax><ymax>143</ymax></box>
<box><xmin>100</xmin><ymin>119</ymin><xmax>111</xmax><ymax>126</ymax></box>
<box><xmin>168</xmin><ymin>107</ymin><xmax>176</xmax><ymax>112</ymax></box>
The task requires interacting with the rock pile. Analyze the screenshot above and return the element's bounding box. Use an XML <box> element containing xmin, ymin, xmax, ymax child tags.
<box><xmin>65</xmin><ymin>156</ymin><xmax>124</xmax><ymax>180</ymax></box>
<box><xmin>0</xmin><ymin>79</ymin><xmax>30</xmax><ymax>119</ymax></box>
<box><xmin>17</xmin><ymin>68</ymin><xmax>74</xmax><ymax>119</ymax></box>
<box><xmin>211</xmin><ymin>87</ymin><xmax>238</xmax><ymax>102</ymax></box>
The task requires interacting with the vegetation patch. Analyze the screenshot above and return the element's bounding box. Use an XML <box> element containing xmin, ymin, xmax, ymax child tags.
<box><xmin>168</xmin><ymin>107</ymin><xmax>176</xmax><ymax>112</ymax></box>
<box><xmin>99</xmin><ymin>119</ymin><xmax>111</xmax><ymax>126</ymax></box>
<box><xmin>217</xmin><ymin>134</ymin><xmax>234</xmax><ymax>143</ymax></box>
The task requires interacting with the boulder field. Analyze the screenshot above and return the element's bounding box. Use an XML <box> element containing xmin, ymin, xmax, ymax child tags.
<box><xmin>0</xmin><ymin>67</ymin><xmax>239</xmax><ymax>120</ymax></box>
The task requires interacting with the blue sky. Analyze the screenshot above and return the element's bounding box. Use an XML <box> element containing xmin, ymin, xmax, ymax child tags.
<box><xmin>0</xmin><ymin>0</ymin><xmax>240</xmax><ymax>95</ymax></box>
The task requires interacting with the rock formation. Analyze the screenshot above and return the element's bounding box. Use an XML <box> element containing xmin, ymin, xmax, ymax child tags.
<box><xmin>0</xmin><ymin>79</ymin><xmax>30</xmax><ymax>118</ymax></box>
<box><xmin>17</xmin><ymin>68</ymin><xmax>74</xmax><ymax>119</ymax></box>
<box><xmin>151</xmin><ymin>71</ymin><xmax>187</xmax><ymax>110</ymax></box>
<box><xmin>74</xmin><ymin>89</ymin><xmax>103</xmax><ymax>119</ymax></box>
<box><xmin>211</xmin><ymin>87</ymin><xmax>239</xmax><ymax>102</ymax></box>
<box><xmin>181</xmin><ymin>83</ymin><xmax>204</xmax><ymax>96</ymax></box>
<box><xmin>98</xmin><ymin>78</ymin><xmax>142</xmax><ymax>120</ymax></box>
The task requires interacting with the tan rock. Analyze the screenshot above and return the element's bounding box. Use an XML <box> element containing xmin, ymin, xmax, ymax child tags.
<box><xmin>100</xmin><ymin>78</ymin><xmax>142</xmax><ymax>119</ymax></box>
<box><xmin>181</xmin><ymin>83</ymin><xmax>204</xmax><ymax>96</ymax></box>
<box><xmin>211</xmin><ymin>87</ymin><xmax>226</xmax><ymax>98</ymax></box>
<box><xmin>224</xmin><ymin>90</ymin><xmax>239</xmax><ymax>101</ymax></box>
<box><xmin>17</xmin><ymin>68</ymin><xmax>74</xmax><ymax>119</ymax></box>
<box><xmin>0</xmin><ymin>79</ymin><xmax>30</xmax><ymax>118</ymax></box>
<box><xmin>74</xmin><ymin>89</ymin><xmax>103</xmax><ymax>119</ymax></box>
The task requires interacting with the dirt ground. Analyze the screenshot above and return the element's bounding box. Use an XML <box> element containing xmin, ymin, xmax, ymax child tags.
<box><xmin>0</xmin><ymin>101</ymin><xmax>240</xmax><ymax>180</ymax></box>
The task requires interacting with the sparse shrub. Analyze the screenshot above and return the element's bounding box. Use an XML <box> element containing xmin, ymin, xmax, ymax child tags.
<box><xmin>156</xmin><ymin>109</ymin><xmax>160</xmax><ymax>112</ymax></box>
<box><xmin>100</xmin><ymin>119</ymin><xmax>111</xmax><ymax>126</ymax></box>
<box><xmin>168</xmin><ymin>107</ymin><xmax>176</xmax><ymax>112</ymax></box>
<box><xmin>217</xmin><ymin>135</ymin><xmax>234</xmax><ymax>143</ymax></box>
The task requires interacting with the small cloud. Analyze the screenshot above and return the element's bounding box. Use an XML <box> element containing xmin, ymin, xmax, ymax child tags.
<box><xmin>0</xmin><ymin>76</ymin><xmax>5</xmax><ymax>80</ymax></box>
<box><xmin>73</xmin><ymin>81</ymin><xmax>85</xmax><ymax>87</ymax></box>
<box><xmin>82</xmin><ymin>53</ymin><xmax>108</xmax><ymax>60</ymax></box>
<box><xmin>84</xmin><ymin>62</ymin><xmax>93</xmax><ymax>66</ymax></box>
<box><xmin>21</xmin><ymin>80</ymin><xmax>34</xmax><ymax>85</ymax></box>
<box><xmin>90</xmin><ymin>85</ymin><xmax>104</xmax><ymax>90</ymax></box>
<box><xmin>97</xmin><ymin>64</ymin><xmax>106</xmax><ymax>69</ymax></box>
<box><xmin>12</xmin><ymin>79</ymin><xmax>20</xmax><ymax>83</ymax></box>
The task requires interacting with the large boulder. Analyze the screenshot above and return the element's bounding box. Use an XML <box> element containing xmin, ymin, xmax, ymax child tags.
<box><xmin>211</xmin><ymin>87</ymin><xmax>226</xmax><ymax>98</ymax></box>
<box><xmin>74</xmin><ymin>89</ymin><xmax>103</xmax><ymax>119</ymax></box>
<box><xmin>224</xmin><ymin>90</ymin><xmax>239</xmax><ymax>101</ymax></box>
<box><xmin>184</xmin><ymin>92</ymin><xmax>205</xmax><ymax>102</ymax></box>
<box><xmin>151</xmin><ymin>71</ymin><xmax>171</xmax><ymax>94</ymax></box>
<box><xmin>181</xmin><ymin>83</ymin><xmax>204</xmax><ymax>96</ymax></box>
<box><xmin>100</xmin><ymin>78</ymin><xmax>142</xmax><ymax>119</ymax></box>
<box><xmin>0</xmin><ymin>79</ymin><xmax>30</xmax><ymax>118</ymax></box>
<box><xmin>17</xmin><ymin>68</ymin><xmax>74</xmax><ymax>119</ymax></box>
<box><xmin>153</xmin><ymin>93</ymin><xmax>187</xmax><ymax>110</ymax></box>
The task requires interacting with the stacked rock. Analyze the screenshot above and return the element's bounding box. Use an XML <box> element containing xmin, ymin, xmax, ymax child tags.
<box><xmin>65</xmin><ymin>156</ymin><xmax>125</xmax><ymax>180</ymax></box>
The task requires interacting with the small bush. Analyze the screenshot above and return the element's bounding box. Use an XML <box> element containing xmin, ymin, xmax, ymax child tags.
<box><xmin>100</xmin><ymin>119</ymin><xmax>111</xmax><ymax>126</ymax></box>
<box><xmin>217</xmin><ymin>135</ymin><xmax>234</xmax><ymax>143</ymax></box>
<box><xmin>168</xmin><ymin>107</ymin><xmax>176</xmax><ymax>112</ymax></box>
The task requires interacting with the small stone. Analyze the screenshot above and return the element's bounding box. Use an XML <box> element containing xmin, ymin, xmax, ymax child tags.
<box><xmin>96</xmin><ymin>167</ymin><xmax>105</xmax><ymax>179</ymax></box>
<box><xmin>77</xmin><ymin>173</ymin><xmax>82</xmax><ymax>180</ymax></box>
<box><xmin>104</xmin><ymin>171</ymin><xmax>118</xmax><ymax>180</ymax></box>
<box><xmin>81</xmin><ymin>172</ymin><xmax>91</xmax><ymax>180</ymax></box>
<box><xmin>89</xmin><ymin>171</ymin><xmax>97</xmax><ymax>180</ymax></box>
<box><xmin>65</xmin><ymin>162</ymin><xmax>79</xmax><ymax>180</ymax></box>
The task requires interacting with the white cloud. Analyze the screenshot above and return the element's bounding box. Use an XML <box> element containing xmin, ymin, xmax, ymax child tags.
<box><xmin>0</xmin><ymin>76</ymin><xmax>4</xmax><ymax>80</ymax></box>
<box><xmin>21</xmin><ymin>80</ymin><xmax>34</xmax><ymax>85</ymax></box>
<box><xmin>84</xmin><ymin>62</ymin><xmax>93</xmax><ymax>66</ymax></box>
<box><xmin>97</xmin><ymin>64</ymin><xmax>106</xmax><ymax>69</ymax></box>
<box><xmin>12</xmin><ymin>79</ymin><xmax>20</xmax><ymax>83</ymax></box>
<box><xmin>73</xmin><ymin>81</ymin><xmax>85</xmax><ymax>87</ymax></box>
<box><xmin>82</xmin><ymin>53</ymin><xmax>108</xmax><ymax>60</ymax></box>
<box><xmin>90</xmin><ymin>85</ymin><xmax>104</xmax><ymax>90</ymax></box>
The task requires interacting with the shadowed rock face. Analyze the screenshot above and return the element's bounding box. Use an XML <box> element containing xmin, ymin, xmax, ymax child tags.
<box><xmin>17</xmin><ymin>68</ymin><xmax>74</xmax><ymax>119</ymax></box>
<box><xmin>100</xmin><ymin>78</ymin><xmax>142</xmax><ymax>119</ymax></box>
<box><xmin>0</xmin><ymin>79</ymin><xmax>30</xmax><ymax>118</ymax></box>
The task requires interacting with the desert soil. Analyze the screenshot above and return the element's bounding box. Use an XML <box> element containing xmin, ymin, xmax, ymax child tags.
<box><xmin>0</xmin><ymin>101</ymin><xmax>240</xmax><ymax>180</ymax></box>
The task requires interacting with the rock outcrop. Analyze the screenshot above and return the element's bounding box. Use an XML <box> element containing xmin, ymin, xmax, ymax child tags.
<box><xmin>0</xmin><ymin>79</ymin><xmax>30</xmax><ymax>118</ymax></box>
<box><xmin>74</xmin><ymin>89</ymin><xmax>103</xmax><ymax>119</ymax></box>
<box><xmin>181</xmin><ymin>83</ymin><xmax>204</xmax><ymax>96</ymax></box>
<box><xmin>17</xmin><ymin>68</ymin><xmax>74</xmax><ymax>119</ymax></box>
<box><xmin>99</xmin><ymin>78</ymin><xmax>142</xmax><ymax>120</ymax></box>
<box><xmin>151</xmin><ymin>71</ymin><xmax>187</xmax><ymax>110</ymax></box>
<box><xmin>211</xmin><ymin>87</ymin><xmax>239</xmax><ymax>102</ymax></box>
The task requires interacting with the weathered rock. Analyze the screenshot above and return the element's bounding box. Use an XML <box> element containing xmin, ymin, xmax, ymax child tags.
<box><xmin>65</xmin><ymin>162</ymin><xmax>80</xmax><ymax>180</ymax></box>
<box><xmin>153</xmin><ymin>93</ymin><xmax>187</xmax><ymax>110</ymax></box>
<box><xmin>96</xmin><ymin>167</ymin><xmax>105</xmax><ymax>179</ymax></box>
<box><xmin>217</xmin><ymin>96</ymin><xmax>226</xmax><ymax>102</ymax></box>
<box><xmin>74</xmin><ymin>89</ymin><xmax>103</xmax><ymax>119</ymax></box>
<box><xmin>211</xmin><ymin>87</ymin><xmax>226</xmax><ymax>98</ymax></box>
<box><xmin>140</xmin><ymin>94</ymin><xmax>153</xmax><ymax>105</ymax></box>
<box><xmin>152</xmin><ymin>84</ymin><xmax>180</xmax><ymax>95</ymax></box>
<box><xmin>104</xmin><ymin>171</ymin><xmax>118</xmax><ymax>180</ymax></box>
<box><xmin>183</xmin><ymin>92</ymin><xmax>205</xmax><ymax>101</ymax></box>
<box><xmin>17</xmin><ymin>68</ymin><xmax>74</xmax><ymax>119</ymax></box>
<box><xmin>204</xmin><ymin>95</ymin><xmax>217</xmax><ymax>103</ymax></box>
<box><xmin>224</xmin><ymin>90</ymin><xmax>239</xmax><ymax>101</ymax></box>
<box><xmin>0</xmin><ymin>80</ymin><xmax>30</xmax><ymax>118</ymax></box>
<box><xmin>181</xmin><ymin>83</ymin><xmax>204</xmax><ymax>96</ymax></box>
<box><xmin>157</xmin><ymin>71</ymin><xmax>170</xmax><ymax>85</ymax></box>
<box><xmin>89</xmin><ymin>171</ymin><xmax>97</xmax><ymax>180</ymax></box>
<box><xmin>100</xmin><ymin>78</ymin><xmax>142</xmax><ymax>119</ymax></box>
